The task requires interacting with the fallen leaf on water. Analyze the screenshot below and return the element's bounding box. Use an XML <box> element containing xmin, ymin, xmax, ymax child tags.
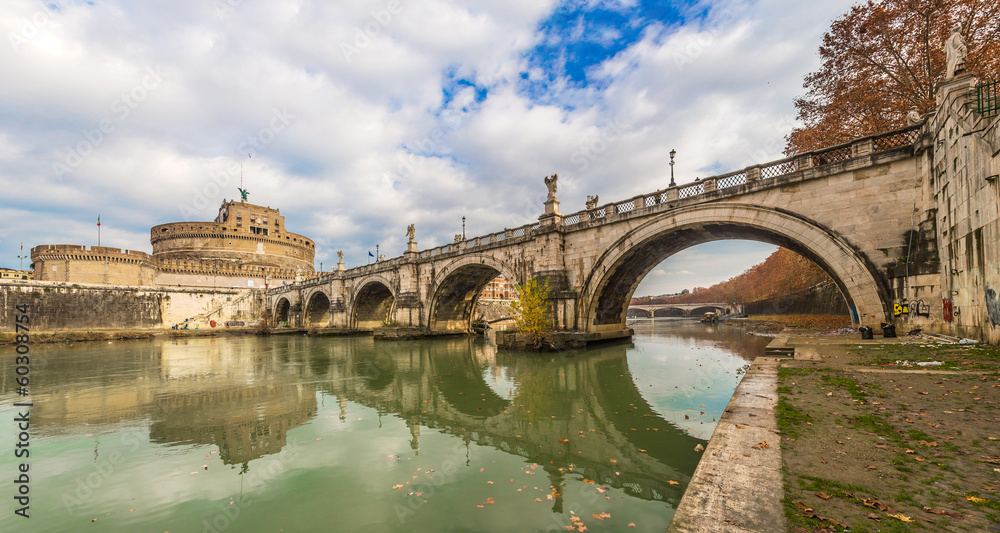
<box><xmin>668</xmin><ymin>480</ymin><xmax>679</xmax><ymax>485</ymax></box>
<box><xmin>609</xmin><ymin>459</ymin><xmax>617</xmax><ymax>463</ymax></box>
<box><xmin>559</xmin><ymin>439</ymin><xmax>569</xmax><ymax>443</ymax></box>
<box><xmin>628</xmin><ymin>523</ymin><xmax>636</xmax><ymax>527</ymax></box>
<box><xmin>392</xmin><ymin>484</ymin><xmax>403</xmax><ymax>489</ymax></box>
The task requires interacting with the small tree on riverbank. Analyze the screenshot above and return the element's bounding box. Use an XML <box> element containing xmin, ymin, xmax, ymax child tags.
<box><xmin>511</xmin><ymin>277</ymin><xmax>552</xmax><ymax>347</ymax></box>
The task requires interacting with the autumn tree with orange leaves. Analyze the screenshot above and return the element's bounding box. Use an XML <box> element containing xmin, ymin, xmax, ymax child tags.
<box><xmin>786</xmin><ymin>0</ymin><xmax>1000</xmax><ymax>154</ymax></box>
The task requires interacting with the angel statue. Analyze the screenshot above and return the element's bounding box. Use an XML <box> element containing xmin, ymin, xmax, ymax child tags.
<box><xmin>586</xmin><ymin>195</ymin><xmax>599</xmax><ymax>210</ymax></box>
<box><xmin>544</xmin><ymin>174</ymin><xmax>558</xmax><ymax>201</ymax></box>
<box><xmin>406</xmin><ymin>224</ymin><xmax>416</xmax><ymax>243</ymax></box>
<box><xmin>337</xmin><ymin>250</ymin><xmax>344</xmax><ymax>262</ymax></box>
<box><xmin>945</xmin><ymin>25</ymin><xmax>967</xmax><ymax>79</ymax></box>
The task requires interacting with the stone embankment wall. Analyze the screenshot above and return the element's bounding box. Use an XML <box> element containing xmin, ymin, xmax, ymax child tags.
<box><xmin>744</xmin><ymin>281</ymin><xmax>850</xmax><ymax>316</ymax></box>
<box><xmin>474</xmin><ymin>299</ymin><xmax>516</xmax><ymax>323</ymax></box>
<box><xmin>0</xmin><ymin>280</ymin><xmax>263</xmax><ymax>331</ymax></box>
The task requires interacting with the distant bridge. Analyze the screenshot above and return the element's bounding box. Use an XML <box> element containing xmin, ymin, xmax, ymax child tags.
<box><xmin>627</xmin><ymin>303</ymin><xmax>736</xmax><ymax>318</ymax></box>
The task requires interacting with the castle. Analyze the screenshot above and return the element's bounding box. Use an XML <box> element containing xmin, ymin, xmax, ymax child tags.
<box><xmin>31</xmin><ymin>200</ymin><xmax>315</xmax><ymax>289</ymax></box>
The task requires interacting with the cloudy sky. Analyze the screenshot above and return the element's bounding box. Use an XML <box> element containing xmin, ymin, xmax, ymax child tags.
<box><xmin>0</xmin><ymin>0</ymin><xmax>854</xmax><ymax>296</ymax></box>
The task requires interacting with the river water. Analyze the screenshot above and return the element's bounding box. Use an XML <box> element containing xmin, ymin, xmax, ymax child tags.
<box><xmin>0</xmin><ymin>319</ymin><xmax>768</xmax><ymax>532</ymax></box>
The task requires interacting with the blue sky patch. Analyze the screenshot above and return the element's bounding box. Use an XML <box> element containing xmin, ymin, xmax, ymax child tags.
<box><xmin>523</xmin><ymin>1</ymin><xmax>682</xmax><ymax>93</ymax></box>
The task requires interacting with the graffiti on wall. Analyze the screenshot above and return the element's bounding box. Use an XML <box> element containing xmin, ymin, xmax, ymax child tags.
<box><xmin>986</xmin><ymin>287</ymin><xmax>1000</xmax><ymax>327</ymax></box>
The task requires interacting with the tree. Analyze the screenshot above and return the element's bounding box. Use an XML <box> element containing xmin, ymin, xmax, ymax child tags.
<box><xmin>786</xmin><ymin>0</ymin><xmax>1000</xmax><ymax>154</ymax></box>
<box><xmin>511</xmin><ymin>277</ymin><xmax>553</xmax><ymax>347</ymax></box>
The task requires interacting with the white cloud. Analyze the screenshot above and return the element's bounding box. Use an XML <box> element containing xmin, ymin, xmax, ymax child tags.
<box><xmin>0</xmin><ymin>0</ymin><xmax>854</xmax><ymax>272</ymax></box>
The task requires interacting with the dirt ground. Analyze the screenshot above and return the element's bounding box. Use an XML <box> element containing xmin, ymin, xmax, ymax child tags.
<box><xmin>729</xmin><ymin>315</ymin><xmax>853</xmax><ymax>334</ymax></box>
<box><xmin>774</xmin><ymin>332</ymin><xmax>1000</xmax><ymax>532</ymax></box>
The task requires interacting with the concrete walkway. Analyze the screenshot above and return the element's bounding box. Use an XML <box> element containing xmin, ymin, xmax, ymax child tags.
<box><xmin>667</xmin><ymin>357</ymin><xmax>786</xmax><ymax>532</ymax></box>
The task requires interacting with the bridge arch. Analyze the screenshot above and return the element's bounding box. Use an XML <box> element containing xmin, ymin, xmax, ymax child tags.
<box><xmin>689</xmin><ymin>305</ymin><xmax>727</xmax><ymax>317</ymax></box>
<box><xmin>351</xmin><ymin>275</ymin><xmax>396</xmax><ymax>329</ymax></box>
<box><xmin>579</xmin><ymin>203</ymin><xmax>888</xmax><ymax>333</ymax></box>
<box><xmin>653</xmin><ymin>307</ymin><xmax>686</xmax><ymax>317</ymax></box>
<box><xmin>427</xmin><ymin>254</ymin><xmax>520</xmax><ymax>331</ymax></box>
<box><xmin>273</xmin><ymin>297</ymin><xmax>291</xmax><ymax>325</ymax></box>
<box><xmin>303</xmin><ymin>289</ymin><xmax>331</xmax><ymax>328</ymax></box>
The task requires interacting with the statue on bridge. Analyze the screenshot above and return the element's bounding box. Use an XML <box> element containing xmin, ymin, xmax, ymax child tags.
<box><xmin>586</xmin><ymin>195</ymin><xmax>599</xmax><ymax>210</ymax></box>
<box><xmin>544</xmin><ymin>174</ymin><xmax>558</xmax><ymax>201</ymax></box>
<box><xmin>945</xmin><ymin>25</ymin><xmax>966</xmax><ymax>79</ymax></box>
<box><xmin>454</xmin><ymin>234</ymin><xmax>463</xmax><ymax>243</ymax></box>
<box><xmin>906</xmin><ymin>106</ymin><xmax>922</xmax><ymax>126</ymax></box>
<box><xmin>406</xmin><ymin>224</ymin><xmax>416</xmax><ymax>243</ymax></box>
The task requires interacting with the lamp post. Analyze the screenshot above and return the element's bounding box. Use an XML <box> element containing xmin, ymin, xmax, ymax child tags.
<box><xmin>669</xmin><ymin>149</ymin><xmax>677</xmax><ymax>187</ymax></box>
<box><xmin>462</xmin><ymin>216</ymin><xmax>466</xmax><ymax>240</ymax></box>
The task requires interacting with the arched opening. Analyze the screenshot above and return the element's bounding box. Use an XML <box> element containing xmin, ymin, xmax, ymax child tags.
<box><xmin>626</xmin><ymin>308</ymin><xmax>652</xmax><ymax>318</ymax></box>
<box><xmin>352</xmin><ymin>282</ymin><xmax>395</xmax><ymax>329</ymax></box>
<box><xmin>274</xmin><ymin>298</ymin><xmax>291</xmax><ymax>325</ymax></box>
<box><xmin>582</xmin><ymin>205</ymin><xmax>882</xmax><ymax>333</ymax></box>
<box><xmin>430</xmin><ymin>262</ymin><xmax>515</xmax><ymax>332</ymax></box>
<box><xmin>690</xmin><ymin>305</ymin><xmax>727</xmax><ymax>317</ymax></box>
<box><xmin>653</xmin><ymin>307</ymin><xmax>686</xmax><ymax>318</ymax></box>
<box><xmin>304</xmin><ymin>291</ymin><xmax>331</xmax><ymax>328</ymax></box>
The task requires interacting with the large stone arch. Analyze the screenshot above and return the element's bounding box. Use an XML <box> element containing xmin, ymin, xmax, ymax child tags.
<box><xmin>303</xmin><ymin>289</ymin><xmax>331</xmax><ymax>328</ymax></box>
<box><xmin>578</xmin><ymin>203</ymin><xmax>888</xmax><ymax>333</ymax></box>
<box><xmin>351</xmin><ymin>275</ymin><xmax>397</xmax><ymax>329</ymax></box>
<box><xmin>427</xmin><ymin>254</ymin><xmax>521</xmax><ymax>331</ymax></box>
<box><xmin>653</xmin><ymin>307</ymin><xmax>686</xmax><ymax>317</ymax></box>
<box><xmin>273</xmin><ymin>297</ymin><xmax>291</xmax><ymax>325</ymax></box>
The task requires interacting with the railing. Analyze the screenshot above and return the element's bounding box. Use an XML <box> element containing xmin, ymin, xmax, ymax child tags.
<box><xmin>872</xmin><ymin>128</ymin><xmax>920</xmax><ymax>151</ymax></box>
<box><xmin>812</xmin><ymin>145</ymin><xmax>851</xmax><ymax>166</ymax></box>
<box><xmin>678</xmin><ymin>182</ymin><xmax>704</xmax><ymax>199</ymax></box>
<box><xmin>716</xmin><ymin>171</ymin><xmax>746</xmax><ymax>190</ymax></box>
<box><xmin>978</xmin><ymin>80</ymin><xmax>999</xmax><ymax>117</ymax></box>
<box><xmin>760</xmin><ymin>158</ymin><xmax>796</xmax><ymax>179</ymax></box>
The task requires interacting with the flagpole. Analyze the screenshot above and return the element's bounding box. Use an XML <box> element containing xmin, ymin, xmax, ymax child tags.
<box><xmin>97</xmin><ymin>214</ymin><xmax>101</xmax><ymax>246</ymax></box>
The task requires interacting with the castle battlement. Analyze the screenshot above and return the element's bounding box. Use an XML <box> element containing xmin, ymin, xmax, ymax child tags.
<box><xmin>31</xmin><ymin>201</ymin><xmax>316</xmax><ymax>289</ymax></box>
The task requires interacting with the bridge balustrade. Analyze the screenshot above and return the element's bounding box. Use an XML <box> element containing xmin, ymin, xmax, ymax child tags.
<box><xmin>678</xmin><ymin>182</ymin><xmax>704</xmax><ymax>199</ymax></box>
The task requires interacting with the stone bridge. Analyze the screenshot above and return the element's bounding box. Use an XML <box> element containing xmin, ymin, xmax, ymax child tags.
<box><xmin>627</xmin><ymin>303</ymin><xmax>735</xmax><ymax>318</ymax></box>
<box><xmin>268</xmin><ymin>75</ymin><xmax>1000</xmax><ymax>342</ymax></box>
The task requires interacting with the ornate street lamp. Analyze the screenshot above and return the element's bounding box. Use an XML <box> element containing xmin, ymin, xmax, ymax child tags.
<box><xmin>669</xmin><ymin>149</ymin><xmax>677</xmax><ymax>187</ymax></box>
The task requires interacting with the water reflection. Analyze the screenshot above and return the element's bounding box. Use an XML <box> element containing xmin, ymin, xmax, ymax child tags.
<box><xmin>0</xmin><ymin>320</ymin><xmax>766</xmax><ymax>532</ymax></box>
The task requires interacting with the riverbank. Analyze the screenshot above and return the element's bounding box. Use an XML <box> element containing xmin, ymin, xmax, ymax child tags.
<box><xmin>728</xmin><ymin>315</ymin><xmax>853</xmax><ymax>334</ymax></box>
<box><xmin>0</xmin><ymin>328</ymin><xmax>261</xmax><ymax>345</ymax></box>
<box><xmin>0</xmin><ymin>326</ymin><xmax>379</xmax><ymax>345</ymax></box>
<box><xmin>775</xmin><ymin>332</ymin><xmax>1000</xmax><ymax>532</ymax></box>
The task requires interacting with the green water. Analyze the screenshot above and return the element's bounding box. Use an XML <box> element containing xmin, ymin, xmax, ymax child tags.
<box><xmin>0</xmin><ymin>319</ymin><xmax>768</xmax><ymax>532</ymax></box>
